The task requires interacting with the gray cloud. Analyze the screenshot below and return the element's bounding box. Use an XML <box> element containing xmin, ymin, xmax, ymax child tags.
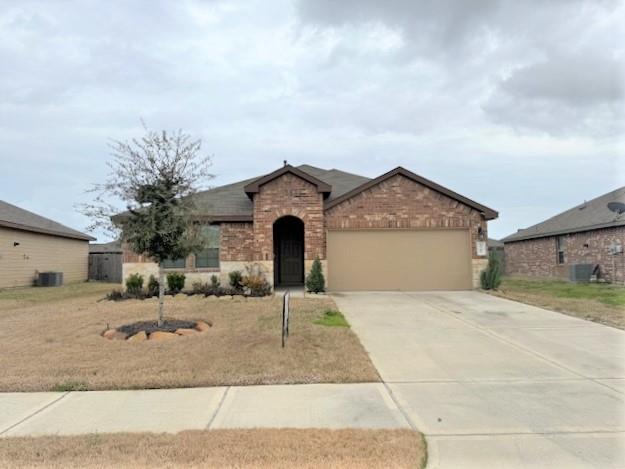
<box><xmin>0</xmin><ymin>0</ymin><xmax>622</xmax><ymax>242</ymax></box>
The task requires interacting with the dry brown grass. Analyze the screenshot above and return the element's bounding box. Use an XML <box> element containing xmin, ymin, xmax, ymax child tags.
<box><xmin>0</xmin><ymin>286</ymin><xmax>379</xmax><ymax>391</ymax></box>
<box><xmin>0</xmin><ymin>429</ymin><xmax>426</xmax><ymax>469</ymax></box>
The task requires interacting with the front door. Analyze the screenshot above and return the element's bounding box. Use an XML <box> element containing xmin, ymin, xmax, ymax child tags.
<box><xmin>279</xmin><ymin>231</ymin><xmax>304</xmax><ymax>285</ymax></box>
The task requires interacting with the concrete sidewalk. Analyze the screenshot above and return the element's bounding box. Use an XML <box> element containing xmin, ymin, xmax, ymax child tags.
<box><xmin>0</xmin><ymin>383</ymin><xmax>409</xmax><ymax>437</ymax></box>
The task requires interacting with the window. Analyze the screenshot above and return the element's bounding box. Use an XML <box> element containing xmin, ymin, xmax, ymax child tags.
<box><xmin>162</xmin><ymin>257</ymin><xmax>186</xmax><ymax>269</ymax></box>
<box><xmin>556</xmin><ymin>235</ymin><xmax>566</xmax><ymax>264</ymax></box>
<box><xmin>195</xmin><ymin>225</ymin><xmax>220</xmax><ymax>268</ymax></box>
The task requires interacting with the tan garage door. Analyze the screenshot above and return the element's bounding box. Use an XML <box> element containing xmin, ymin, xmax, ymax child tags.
<box><xmin>327</xmin><ymin>229</ymin><xmax>472</xmax><ymax>291</ymax></box>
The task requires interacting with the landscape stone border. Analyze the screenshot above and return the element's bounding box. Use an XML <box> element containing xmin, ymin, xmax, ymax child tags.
<box><xmin>102</xmin><ymin>320</ymin><xmax>212</xmax><ymax>342</ymax></box>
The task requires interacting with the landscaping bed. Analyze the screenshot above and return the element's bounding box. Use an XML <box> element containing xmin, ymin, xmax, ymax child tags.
<box><xmin>490</xmin><ymin>277</ymin><xmax>625</xmax><ymax>329</ymax></box>
<box><xmin>0</xmin><ymin>284</ymin><xmax>379</xmax><ymax>391</ymax></box>
<box><xmin>0</xmin><ymin>429</ymin><xmax>426</xmax><ymax>469</ymax></box>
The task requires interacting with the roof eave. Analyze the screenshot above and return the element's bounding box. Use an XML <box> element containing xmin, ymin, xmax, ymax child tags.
<box><xmin>0</xmin><ymin>220</ymin><xmax>95</xmax><ymax>241</ymax></box>
<box><xmin>503</xmin><ymin>220</ymin><xmax>625</xmax><ymax>243</ymax></box>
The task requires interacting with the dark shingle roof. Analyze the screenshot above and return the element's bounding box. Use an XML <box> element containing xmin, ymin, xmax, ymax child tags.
<box><xmin>89</xmin><ymin>240</ymin><xmax>122</xmax><ymax>253</ymax></box>
<box><xmin>0</xmin><ymin>200</ymin><xmax>95</xmax><ymax>241</ymax></box>
<box><xmin>190</xmin><ymin>165</ymin><xmax>370</xmax><ymax>219</ymax></box>
<box><xmin>502</xmin><ymin>186</ymin><xmax>625</xmax><ymax>243</ymax></box>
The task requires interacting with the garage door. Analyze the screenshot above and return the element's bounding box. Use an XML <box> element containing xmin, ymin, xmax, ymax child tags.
<box><xmin>327</xmin><ymin>229</ymin><xmax>472</xmax><ymax>291</ymax></box>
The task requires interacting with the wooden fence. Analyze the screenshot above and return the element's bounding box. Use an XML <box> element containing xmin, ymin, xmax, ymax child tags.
<box><xmin>88</xmin><ymin>252</ymin><xmax>122</xmax><ymax>283</ymax></box>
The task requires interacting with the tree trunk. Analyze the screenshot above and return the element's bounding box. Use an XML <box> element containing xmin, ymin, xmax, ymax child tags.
<box><xmin>158</xmin><ymin>263</ymin><xmax>165</xmax><ymax>327</ymax></box>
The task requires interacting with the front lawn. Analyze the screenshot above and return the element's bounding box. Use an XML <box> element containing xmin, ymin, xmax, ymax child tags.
<box><xmin>0</xmin><ymin>429</ymin><xmax>427</xmax><ymax>469</ymax></box>
<box><xmin>491</xmin><ymin>277</ymin><xmax>625</xmax><ymax>329</ymax></box>
<box><xmin>0</xmin><ymin>284</ymin><xmax>378</xmax><ymax>391</ymax></box>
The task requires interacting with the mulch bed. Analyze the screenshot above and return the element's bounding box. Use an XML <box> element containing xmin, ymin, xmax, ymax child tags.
<box><xmin>117</xmin><ymin>319</ymin><xmax>198</xmax><ymax>336</ymax></box>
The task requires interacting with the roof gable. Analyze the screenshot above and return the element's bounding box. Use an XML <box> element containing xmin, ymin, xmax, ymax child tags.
<box><xmin>243</xmin><ymin>164</ymin><xmax>332</xmax><ymax>197</ymax></box>
<box><xmin>503</xmin><ymin>186</ymin><xmax>625</xmax><ymax>243</ymax></box>
<box><xmin>324</xmin><ymin>167</ymin><xmax>499</xmax><ymax>220</ymax></box>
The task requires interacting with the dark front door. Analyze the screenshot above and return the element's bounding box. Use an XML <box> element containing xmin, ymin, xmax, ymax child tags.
<box><xmin>280</xmin><ymin>234</ymin><xmax>303</xmax><ymax>285</ymax></box>
<box><xmin>274</xmin><ymin>216</ymin><xmax>304</xmax><ymax>286</ymax></box>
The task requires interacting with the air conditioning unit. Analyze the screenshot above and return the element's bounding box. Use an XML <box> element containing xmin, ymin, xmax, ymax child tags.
<box><xmin>38</xmin><ymin>272</ymin><xmax>64</xmax><ymax>287</ymax></box>
<box><xmin>610</xmin><ymin>242</ymin><xmax>623</xmax><ymax>255</ymax></box>
<box><xmin>569</xmin><ymin>264</ymin><xmax>593</xmax><ymax>283</ymax></box>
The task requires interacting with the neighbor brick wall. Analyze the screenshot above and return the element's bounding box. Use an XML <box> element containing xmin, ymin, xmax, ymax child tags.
<box><xmin>252</xmin><ymin>173</ymin><xmax>325</xmax><ymax>261</ymax></box>
<box><xmin>504</xmin><ymin>226</ymin><xmax>625</xmax><ymax>284</ymax></box>
<box><xmin>325</xmin><ymin>174</ymin><xmax>488</xmax><ymax>259</ymax></box>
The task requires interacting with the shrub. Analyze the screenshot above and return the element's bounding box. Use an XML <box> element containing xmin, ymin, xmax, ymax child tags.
<box><xmin>229</xmin><ymin>270</ymin><xmax>243</xmax><ymax>290</ymax></box>
<box><xmin>147</xmin><ymin>275</ymin><xmax>160</xmax><ymax>297</ymax></box>
<box><xmin>480</xmin><ymin>252</ymin><xmax>502</xmax><ymax>290</ymax></box>
<box><xmin>106</xmin><ymin>289</ymin><xmax>126</xmax><ymax>301</ymax></box>
<box><xmin>305</xmin><ymin>256</ymin><xmax>325</xmax><ymax>293</ymax></box>
<box><xmin>167</xmin><ymin>272</ymin><xmax>186</xmax><ymax>293</ymax></box>
<box><xmin>210</xmin><ymin>274</ymin><xmax>221</xmax><ymax>289</ymax></box>
<box><xmin>125</xmin><ymin>273</ymin><xmax>144</xmax><ymax>295</ymax></box>
<box><xmin>242</xmin><ymin>263</ymin><xmax>272</xmax><ymax>297</ymax></box>
<box><xmin>191</xmin><ymin>281</ymin><xmax>208</xmax><ymax>295</ymax></box>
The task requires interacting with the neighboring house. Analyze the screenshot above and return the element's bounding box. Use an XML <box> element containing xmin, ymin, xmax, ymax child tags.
<box><xmin>502</xmin><ymin>186</ymin><xmax>625</xmax><ymax>284</ymax></box>
<box><xmin>0</xmin><ymin>200</ymin><xmax>95</xmax><ymax>288</ymax></box>
<box><xmin>121</xmin><ymin>164</ymin><xmax>498</xmax><ymax>291</ymax></box>
<box><xmin>89</xmin><ymin>240</ymin><xmax>123</xmax><ymax>283</ymax></box>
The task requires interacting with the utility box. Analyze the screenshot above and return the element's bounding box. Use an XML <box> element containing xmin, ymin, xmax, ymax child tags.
<box><xmin>37</xmin><ymin>272</ymin><xmax>64</xmax><ymax>287</ymax></box>
<box><xmin>569</xmin><ymin>264</ymin><xmax>593</xmax><ymax>283</ymax></box>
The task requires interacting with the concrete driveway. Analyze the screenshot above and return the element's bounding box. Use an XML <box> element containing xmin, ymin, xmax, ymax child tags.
<box><xmin>333</xmin><ymin>291</ymin><xmax>625</xmax><ymax>469</ymax></box>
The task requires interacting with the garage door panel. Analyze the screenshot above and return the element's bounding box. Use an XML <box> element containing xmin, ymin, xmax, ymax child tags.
<box><xmin>327</xmin><ymin>230</ymin><xmax>471</xmax><ymax>291</ymax></box>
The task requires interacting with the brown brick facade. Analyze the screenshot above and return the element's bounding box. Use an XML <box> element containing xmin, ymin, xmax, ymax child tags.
<box><xmin>325</xmin><ymin>174</ymin><xmax>488</xmax><ymax>259</ymax></box>
<box><xmin>504</xmin><ymin>226</ymin><xmax>625</xmax><ymax>284</ymax></box>
<box><xmin>121</xmin><ymin>169</ymin><xmax>493</xmax><ymax>287</ymax></box>
<box><xmin>252</xmin><ymin>173</ymin><xmax>325</xmax><ymax>261</ymax></box>
<box><xmin>220</xmin><ymin>222</ymin><xmax>254</xmax><ymax>261</ymax></box>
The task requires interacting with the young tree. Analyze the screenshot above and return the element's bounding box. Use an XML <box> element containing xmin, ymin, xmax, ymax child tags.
<box><xmin>81</xmin><ymin>126</ymin><xmax>213</xmax><ymax>325</ymax></box>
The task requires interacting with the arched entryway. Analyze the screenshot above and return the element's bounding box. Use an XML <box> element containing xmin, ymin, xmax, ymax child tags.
<box><xmin>273</xmin><ymin>216</ymin><xmax>305</xmax><ymax>286</ymax></box>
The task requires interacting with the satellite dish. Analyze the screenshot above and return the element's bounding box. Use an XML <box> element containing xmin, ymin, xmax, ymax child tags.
<box><xmin>607</xmin><ymin>202</ymin><xmax>625</xmax><ymax>214</ymax></box>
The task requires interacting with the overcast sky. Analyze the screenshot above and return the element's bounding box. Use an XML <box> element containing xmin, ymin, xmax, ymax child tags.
<box><xmin>1</xmin><ymin>0</ymin><xmax>623</xmax><ymax>241</ymax></box>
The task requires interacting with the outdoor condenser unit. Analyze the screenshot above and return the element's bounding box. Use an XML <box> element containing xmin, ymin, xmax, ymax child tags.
<box><xmin>37</xmin><ymin>272</ymin><xmax>64</xmax><ymax>287</ymax></box>
<box><xmin>569</xmin><ymin>264</ymin><xmax>593</xmax><ymax>283</ymax></box>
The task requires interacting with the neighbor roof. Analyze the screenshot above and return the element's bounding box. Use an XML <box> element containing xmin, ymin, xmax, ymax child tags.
<box><xmin>502</xmin><ymin>186</ymin><xmax>625</xmax><ymax>243</ymax></box>
<box><xmin>0</xmin><ymin>200</ymin><xmax>95</xmax><ymax>241</ymax></box>
<box><xmin>89</xmin><ymin>240</ymin><xmax>122</xmax><ymax>253</ymax></box>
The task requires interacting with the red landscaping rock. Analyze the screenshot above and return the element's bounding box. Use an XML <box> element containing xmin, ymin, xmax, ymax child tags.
<box><xmin>149</xmin><ymin>331</ymin><xmax>178</xmax><ymax>341</ymax></box>
<box><xmin>194</xmin><ymin>320</ymin><xmax>211</xmax><ymax>332</ymax></box>
<box><xmin>127</xmin><ymin>330</ymin><xmax>148</xmax><ymax>342</ymax></box>
<box><xmin>102</xmin><ymin>329</ymin><xmax>128</xmax><ymax>340</ymax></box>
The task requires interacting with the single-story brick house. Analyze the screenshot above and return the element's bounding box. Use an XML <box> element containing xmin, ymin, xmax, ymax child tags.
<box><xmin>502</xmin><ymin>186</ymin><xmax>625</xmax><ymax>284</ymax></box>
<box><xmin>122</xmin><ymin>164</ymin><xmax>498</xmax><ymax>291</ymax></box>
<box><xmin>0</xmin><ymin>200</ymin><xmax>95</xmax><ymax>288</ymax></box>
